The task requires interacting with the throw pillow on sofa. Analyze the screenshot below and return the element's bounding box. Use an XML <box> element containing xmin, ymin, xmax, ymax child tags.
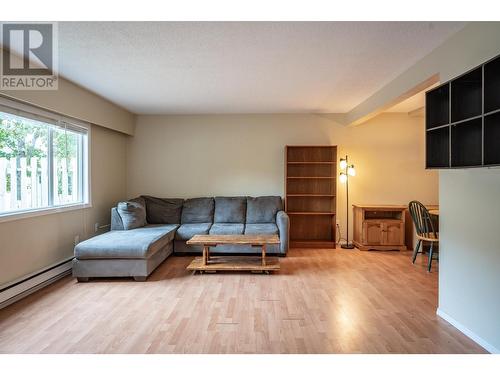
<box><xmin>117</xmin><ymin>201</ymin><xmax>147</xmax><ymax>230</ymax></box>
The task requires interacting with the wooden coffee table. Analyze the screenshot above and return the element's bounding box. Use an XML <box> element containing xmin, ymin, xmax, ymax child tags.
<box><xmin>186</xmin><ymin>234</ymin><xmax>280</xmax><ymax>273</ymax></box>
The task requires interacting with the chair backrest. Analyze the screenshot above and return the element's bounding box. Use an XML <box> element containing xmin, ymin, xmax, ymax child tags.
<box><xmin>408</xmin><ymin>201</ymin><xmax>437</xmax><ymax>239</ymax></box>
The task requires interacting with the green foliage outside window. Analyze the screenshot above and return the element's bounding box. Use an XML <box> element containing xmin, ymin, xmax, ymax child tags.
<box><xmin>0</xmin><ymin>114</ymin><xmax>79</xmax><ymax>201</ymax></box>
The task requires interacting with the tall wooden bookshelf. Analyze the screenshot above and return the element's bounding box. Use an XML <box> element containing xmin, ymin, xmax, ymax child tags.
<box><xmin>285</xmin><ymin>145</ymin><xmax>337</xmax><ymax>248</ymax></box>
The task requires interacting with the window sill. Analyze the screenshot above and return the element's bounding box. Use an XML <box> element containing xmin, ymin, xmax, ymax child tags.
<box><xmin>0</xmin><ymin>203</ymin><xmax>92</xmax><ymax>224</ymax></box>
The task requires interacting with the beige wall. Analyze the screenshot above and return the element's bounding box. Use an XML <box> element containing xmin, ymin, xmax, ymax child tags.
<box><xmin>128</xmin><ymin>113</ymin><xmax>438</xmax><ymax>240</ymax></box>
<box><xmin>0</xmin><ymin>125</ymin><xmax>128</xmax><ymax>286</ymax></box>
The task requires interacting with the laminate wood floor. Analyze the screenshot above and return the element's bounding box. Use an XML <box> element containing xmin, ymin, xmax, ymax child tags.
<box><xmin>0</xmin><ymin>249</ymin><xmax>486</xmax><ymax>354</ymax></box>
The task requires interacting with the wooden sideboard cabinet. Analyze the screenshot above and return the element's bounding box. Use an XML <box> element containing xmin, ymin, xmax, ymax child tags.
<box><xmin>353</xmin><ymin>205</ymin><xmax>407</xmax><ymax>251</ymax></box>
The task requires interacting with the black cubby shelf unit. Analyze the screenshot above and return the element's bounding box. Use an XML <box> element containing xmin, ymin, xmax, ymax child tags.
<box><xmin>425</xmin><ymin>53</ymin><xmax>500</xmax><ymax>169</ymax></box>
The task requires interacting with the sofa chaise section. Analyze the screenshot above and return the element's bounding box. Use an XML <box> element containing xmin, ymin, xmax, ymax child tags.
<box><xmin>73</xmin><ymin>221</ymin><xmax>177</xmax><ymax>281</ymax></box>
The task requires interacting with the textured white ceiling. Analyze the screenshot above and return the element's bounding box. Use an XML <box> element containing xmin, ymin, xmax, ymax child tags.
<box><xmin>54</xmin><ymin>22</ymin><xmax>465</xmax><ymax>114</ymax></box>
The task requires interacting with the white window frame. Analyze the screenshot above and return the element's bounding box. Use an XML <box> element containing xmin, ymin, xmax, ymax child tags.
<box><xmin>0</xmin><ymin>96</ymin><xmax>91</xmax><ymax>223</ymax></box>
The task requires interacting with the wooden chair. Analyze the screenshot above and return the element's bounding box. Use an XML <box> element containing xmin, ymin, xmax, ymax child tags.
<box><xmin>408</xmin><ymin>201</ymin><xmax>439</xmax><ymax>272</ymax></box>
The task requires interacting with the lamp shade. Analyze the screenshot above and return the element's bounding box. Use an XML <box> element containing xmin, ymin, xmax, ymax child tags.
<box><xmin>339</xmin><ymin>173</ymin><xmax>347</xmax><ymax>183</ymax></box>
<box><xmin>348</xmin><ymin>165</ymin><xmax>356</xmax><ymax>176</ymax></box>
<box><xmin>339</xmin><ymin>158</ymin><xmax>347</xmax><ymax>170</ymax></box>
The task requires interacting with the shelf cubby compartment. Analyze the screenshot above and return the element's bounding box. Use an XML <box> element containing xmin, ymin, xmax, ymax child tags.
<box><xmin>484</xmin><ymin>55</ymin><xmax>500</xmax><ymax>114</ymax></box>
<box><xmin>286</xmin><ymin>146</ymin><xmax>335</xmax><ymax>163</ymax></box>
<box><xmin>426</xmin><ymin>84</ymin><xmax>449</xmax><ymax>129</ymax></box>
<box><xmin>289</xmin><ymin>214</ymin><xmax>335</xmax><ymax>241</ymax></box>
<box><xmin>484</xmin><ymin>112</ymin><xmax>500</xmax><ymax>165</ymax></box>
<box><xmin>286</xmin><ymin>178</ymin><xmax>335</xmax><ymax>195</ymax></box>
<box><xmin>286</xmin><ymin>196</ymin><xmax>335</xmax><ymax>213</ymax></box>
<box><xmin>287</xmin><ymin>163</ymin><xmax>336</xmax><ymax>178</ymax></box>
<box><xmin>451</xmin><ymin>118</ymin><xmax>482</xmax><ymax>167</ymax></box>
<box><xmin>451</xmin><ymin>67</ymin><xmax>482</xmax><ymax>123</ymax></box>
<box><xmin>287</xmin><ymin>194</ymin><xmax>335</xmax><ymax>197</ymax></box>
<box><xmin>426</xmin><ymin>126</ymin><xmax>450</xmax><ymax>168</ymax></box>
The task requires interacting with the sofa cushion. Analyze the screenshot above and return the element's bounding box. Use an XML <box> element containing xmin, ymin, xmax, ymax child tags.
<box><xmin>75</xmin><ymin>224</ymin><xmax>178</xmax><ymax>259</ymax></box>
<box><xmin>209</xmin><ymin>223</ymin><xmax>244</xmax><ymax>235</ymax></box>
<box><xmin>246</xmin><ymin>196</ymin><xmax>282</xmax><ymax>224</ymax></box>
<box><xmin>175</xmin><ymin>223</ymin><xmax>212</xmax><ymax>241</ymax></box>
<box><xmin>142</xmin><ymin>196</ymin><xmax>183</xmax><ymax>224</ymax></box>
<box><xmin>117</xmin><ymin>201</ymin><xmax>146</xmax><ymax>230</ymax></box>
<box><xmin>244</xmin><ymin>223</ymin><xmax>279</xmax><ymax>235</ymax></box>
<box><xmin>181</xmin><ymin>197</ymin><xmax>214</xmax><ymax>223</ymax></box>
<box><xmin>214</xmin><ymin>197</ymin><xmax>246</xmax><ymax>223</ymax></box>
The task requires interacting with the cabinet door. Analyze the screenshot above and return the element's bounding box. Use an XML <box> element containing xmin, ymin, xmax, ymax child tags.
<box><xmin>383</xmin><ymin>222</ymin><xmax>403</xmax><ymax>245</ymax></box>
<box><xmin>363</xmin><ymin>222</ymin><xmax>383</xmax><ymax>245</ymax></box>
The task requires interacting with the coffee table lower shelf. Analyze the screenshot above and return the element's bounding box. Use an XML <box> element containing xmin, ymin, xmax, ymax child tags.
<box><xmin>187</xmin><ymin>256</ymin><xmax>280</xmax><ymax>274</ymax></box>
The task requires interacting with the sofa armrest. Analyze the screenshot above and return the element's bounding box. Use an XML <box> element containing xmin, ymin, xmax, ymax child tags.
<box><xmin>111</xmin><ymin>207</ymin><xmax>124</xmax><ymax>231</ymax></box>
<box><xmin>276</xmin><ymin>210</ymin><xmax>289</xmax><ymax>255</ymax></box>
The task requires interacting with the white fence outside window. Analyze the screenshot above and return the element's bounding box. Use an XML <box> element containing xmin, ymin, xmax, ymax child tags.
<box><xmin>0</xmin><ymin>156</ymin><xmax>80</xmax><ymax>212</ymax></box>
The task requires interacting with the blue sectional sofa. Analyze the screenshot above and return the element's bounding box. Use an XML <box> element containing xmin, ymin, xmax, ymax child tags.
<box><xmin>72</xmin><ymin>196</ymin><xmax>289</xmax><ymax>281</ymax></box>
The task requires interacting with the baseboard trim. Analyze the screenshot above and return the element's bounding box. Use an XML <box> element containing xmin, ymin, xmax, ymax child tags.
<box><xmin>0</xmin><ymin>258</ymin><xmax>73</xmax><ymax>310</ymax></box>
<box><xmin>436</xmin><ymin>307</ymin><xmax>499</xmax><ymax>354</ymax></box>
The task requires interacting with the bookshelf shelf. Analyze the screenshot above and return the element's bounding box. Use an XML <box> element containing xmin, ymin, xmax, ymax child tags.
<box><xmin>286</xmin><ymin>194</ymin><xmax>336</xmax><ymax>197</ymax></box>
<box><xmin>287</xmin><ymin>176</ymin><xmax>335</xmax><ymax>179</ymax></box>
<box><xmin>287</xmin><ymin>161</ymin><xmax>335</xmax><ymax>165</ymax></box>
<box><xmin>287</xmin><ymin>212</ymin><xmax>336</xmax><ymax>215</ymax></box>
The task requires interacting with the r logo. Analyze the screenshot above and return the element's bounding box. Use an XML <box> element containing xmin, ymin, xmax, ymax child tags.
<box><xmin>2</xmin><ymin>23</ymin><xmax>54</xmax><ymax>76</ymax></box>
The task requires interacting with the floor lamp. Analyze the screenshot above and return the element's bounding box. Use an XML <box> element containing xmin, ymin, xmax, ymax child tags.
<box><xmin>339</xmin><ymin>155</ymin><xmax>356</xmax><ymax>249</ymax></box>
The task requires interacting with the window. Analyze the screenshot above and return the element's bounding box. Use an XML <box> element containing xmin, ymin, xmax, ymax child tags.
<box><xmin>0</xmin><ymin>99</ymin><xmax>89</xmax><ymax>218</ymax></box>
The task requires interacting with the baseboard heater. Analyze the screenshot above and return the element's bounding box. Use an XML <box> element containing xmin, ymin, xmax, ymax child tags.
<box><xmin>0</xmin><ymin>257</ymin><xmax>73</xmax><ymax>310</ymax></box>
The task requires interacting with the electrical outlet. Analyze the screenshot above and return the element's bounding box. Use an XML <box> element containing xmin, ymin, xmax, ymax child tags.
<box><xmin>94</xmin><ymin>223</ymin><xmax>99</xmax><ymax>233</ymax></box>
<box><xmin>74</xmin><ymin>235</ymin><xmax>80</xmax><ymax>246</ymax></box>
